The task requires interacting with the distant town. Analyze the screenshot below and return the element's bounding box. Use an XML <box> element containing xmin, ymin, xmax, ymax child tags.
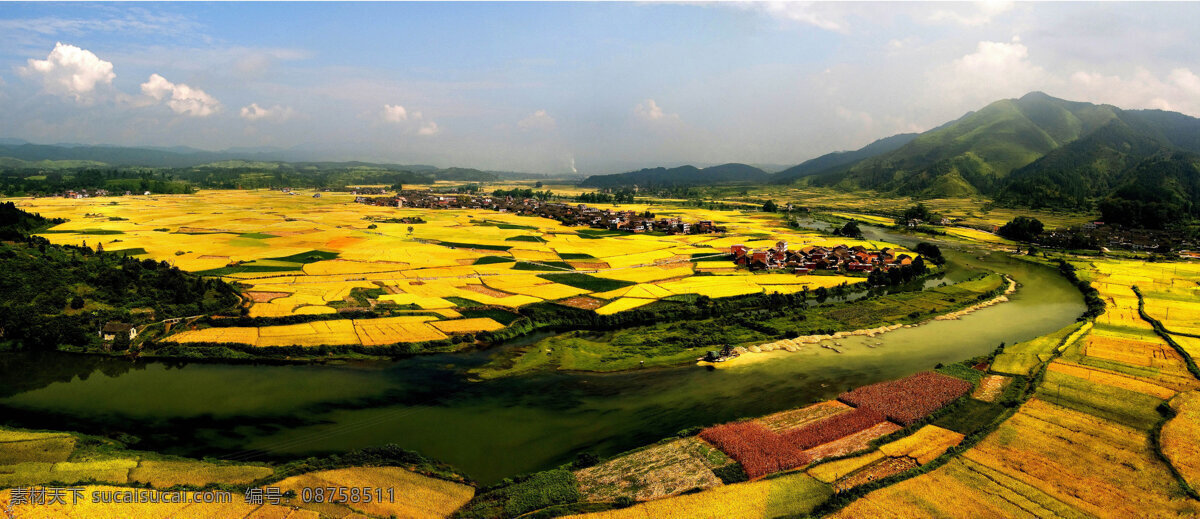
<box><xmin>731</xmin><ymin>241</ymin><xmax>913</xmax><ymax>274</ymax></box>
<box><xmin>354</xmin><ymin>190</ymin><xmax>726</xmax><ymax>235</ymax></box>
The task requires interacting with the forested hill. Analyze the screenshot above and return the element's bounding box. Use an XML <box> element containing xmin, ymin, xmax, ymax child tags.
<box><xmin>797</xmin><ymin>92</ymin><xmax>1200</xmax><ymax>208</ymax></box>
<box><xmin>772</xmin><ymin>132</ymin><xmax>919</xmax><ymax>183</ymax></box>
<box><xmin>579</xmin><ymin>163</ymin><xmax>769</xmax><ymax>188</ymax></box>
<box><xmin>0</xmin><ymin>205</ymin><xmax>241</xmax><ymax>351</ymax></box>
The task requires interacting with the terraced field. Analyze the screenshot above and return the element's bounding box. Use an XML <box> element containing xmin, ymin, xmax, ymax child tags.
<box><xmin>17</xmin><ymin>190</ymin><xmax>891</xmax><ymax>349</ymax></box>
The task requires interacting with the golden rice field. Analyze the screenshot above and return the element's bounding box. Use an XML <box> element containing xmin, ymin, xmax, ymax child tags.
<box><xmin>1162</xmin><ymin>391</ymin><xmax>1200</xmax><ymax>492</ymax></box>
<box><xmin>574</xmin><ymin>438</ymin><xmax>725</xmax><ymax>502</ymax></box>
<box><xmin>15</xmin><ymin>189</ymin><xmax>898</xmax><ymax>348</ymax></box>
<box><xmin>566</xmin><ymin>472</ymin><xmax>832</xmax><ymax>519</ymax></box>
<box><xmin>270</xmin><ymin>466</ymin><xmax>475</xmax><ymax>519</ymax></box>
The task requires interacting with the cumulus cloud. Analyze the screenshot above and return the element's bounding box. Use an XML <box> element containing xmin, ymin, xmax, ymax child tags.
<box><xmin>19</xmin><ymin>42</ymin><xmax>115</xmax><ymax>103</ymax></box>
<box><xmin>634</xmin><ymin>99</ymin><xmax>676</xmax><ymax>121</ymax></box>
<box><xmin>140</xmin><ymin>73</ymin><xmax>220</xmax><ymax>116</ymax></box>
<box><xmin>934</xmin><ymin>37</ymin><xmax>1049</xmax><ymax>108</ymax></box>
<box><xmin>382</xmin><ymin>104</ymin><xmax>408</xmax><ymax>122</ymax></box>
<box><xmin>418</xmin><ymin>121</ymin><xmax>440</xmax><ymax>136</ymax></box>
<box><xmin>1066</xmin><ymin>67</ymin><xmax>1200</xmax><ymax>116</ymax></box>
<box><xmin>240</xmin><ymin>103</ymin><xmax>295</xmax><ymax>122</ymax></box>
<box><xmin>517</xmin><ymin>109</ymin><xmax>556</xmax><ymax>130</ymax></box>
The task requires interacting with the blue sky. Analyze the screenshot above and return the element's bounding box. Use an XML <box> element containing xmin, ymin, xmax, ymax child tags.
<box><xmin>2</xmin><ymin>2</ymin><xmax>1199</xmax><ymax>173</ymax></box>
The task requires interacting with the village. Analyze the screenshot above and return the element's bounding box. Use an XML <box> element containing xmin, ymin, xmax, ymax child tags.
<box><xmin>354</xmin><ymin>190</ymin><xmax>727</xmax><ymax>235</ymax></box>
<box><xmin>730</xmin><ymin>241</ymin><xmax>914</xmax><ymax>275</ymax></box>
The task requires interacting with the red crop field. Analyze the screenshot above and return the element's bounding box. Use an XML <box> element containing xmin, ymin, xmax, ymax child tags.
<box><xmin>698</xmin><ymin>422</ymin><xmax>809</xmax><ymax>478</ymax></box>
<box><xmin>782</xmin><ymin>407</ymin><xmax>887</xmax><ymax>450</ymax></box>
<box><xmin>838</xmin><ymin>372</ymin><xmax>972</xmax><ymax>425</ymax></box>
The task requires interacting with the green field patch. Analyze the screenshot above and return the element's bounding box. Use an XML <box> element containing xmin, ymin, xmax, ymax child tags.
<box><xmin>445</xmin><ymin>296</ymin><xmax>486</xmax><ymax>308</ymax></box>
<box><xmin>438</xmin><ymin>241</ymin><xmax>512</xmax><ymax>251</ymax></box>
<box><xmin>538</xmin><ymin>273</ymin><xmax>636</xmax><ymax>292</ymax></box>
<box><xmin>574</xmin><ymin>229</ymin><xmax>626</xmax><ymax>239</ymax></box>
<box><xmin>513</xmin><ymin>261</ymin><xmax>573</xmax><ymax>271</ymax></box>
<box><xmin>557</xmin><ymin>252</ymin><xmax>596</xmax><ymax>260</ymax></box>
<box><xmin>104</xmin><ymin>247</ymin><xmax>148</xmax><ymax>256</ymax></box>
<box><xmin>933</xmin><ymin>398</ymin><xmax>1006</xmax><ymax>435</ymax></box>
<box><xmin>237</xmin><ymin>232</ymin><xmax>279</xmax><ymax>239</ymax></box>
<box><xmin>266</xmin><ymin>250</ymin><xmax>340</xmax><ymax>263</ymax></box>
<box><xmin>505</xmin><ymin>235</ymin><xmax>546</xmax><ymax>243</ymax></box>
<box><xmin>40</xmin><ymin>228</ymin><xmax>124</xmax><ymax>235</ymax></box>
<box><xmin>193</xmin><ymin>264</ymin><xmax>303</xmax><ymax>276</ymax></box>
<box><xmin>690</xmin><ymin>252</ymin><xmax>730</xmax><ymax>262</ymax></box>
<box><xmin>474</xmin><ymin>255</ymin><xmax>516</xmax><ymax>265</ymax></box>
<box><xmin>993</xmin><ymin>322</ymin><xmax>1085</xmax><ymax>375</ymax></box>
<box><xmin>460</xmin><ymin>309</ymin><xmax>523</xmax><ymax>325</ymax></box>
<box><xmin>1036</xmin><ymin>370</ymin><xmax>1165</xmax><ymax>431</ymax></box>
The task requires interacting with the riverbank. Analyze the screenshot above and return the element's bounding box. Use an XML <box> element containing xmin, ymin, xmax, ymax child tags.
<box><xmin>472</xmin><ymin>273</ymin><xmax>1010</xmax><ymax>379</ymax></box>
<box><xmin>705</xmin><ymin>276</ymin><xmax>1016</xmax><ymax>367</ymax></box>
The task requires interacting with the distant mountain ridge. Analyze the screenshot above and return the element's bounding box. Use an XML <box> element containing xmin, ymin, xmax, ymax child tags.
<box><xmin>579</xmin><ymin>163</ymin><xmax>769</xmax><ymax>188</ymax></box>
<box><xmin>773</xmin><ymin>133</ymin><xmax>919</xmax><ymax>183</ymax></box>
<box><xmin>798</xmin><ymin>92</ymin><xmax>1200</xmax><ymax>204</ymax></box>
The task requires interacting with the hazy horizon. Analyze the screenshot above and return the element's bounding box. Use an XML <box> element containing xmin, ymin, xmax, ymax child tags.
<box><xmin>2</xmin><ymin>1</ymin><xmax>1199</xmax><ymax>174</ymax></box>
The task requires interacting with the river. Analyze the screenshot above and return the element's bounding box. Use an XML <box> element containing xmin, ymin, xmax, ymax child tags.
<box><xmin>0</xmin><ymin>230</ymin><xmax>1083</xmax><ymax>484</ymax></box>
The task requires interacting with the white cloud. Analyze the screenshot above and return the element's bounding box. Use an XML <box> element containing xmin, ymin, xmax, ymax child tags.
<box><xmin>755</xmin><ymin>2</ymin><xmax>849</xmax><ymax>32</ymax></box>
<box><xmin>934</xmin><ymin>37</ymin><xmax>1050</xmax><ymax>107</ymax></box>
<box><xmin>239</xmin><ymin>103</ymin><xmax>295</xmax><ymax>122</ymax></box>
<box><xmin>140</xmin><ymin>73</ymin><xmax>220</xmax><ymax>117</ymax></box>
<box><xmin>19</xmin><ymin>42</ymin><xmax>115</xmax><ymax>103</ymax></box>
<box><xmin>926</xmin><ymin>1</ymin><xmax>1014</xmax><ymax>26</ymax></box>
<box><xmin>1066</xmin><ymin>67</ymin><xmax>1200</xmax><ymax>116</ymax></box>
<box><xmin>418</xmin><ymin>121</ymin><xmax>440</xmax><ymax>136</ymax></box>
<box><xmin>517</xmin><ymin>109</ymin><xmax>556</xmax><ymax>130</ymax></box>
<box><xmin>634</xmin><ymin>99</ymin><xmax>676</xmax><ymax>121</ymax></box>
<box><xmin>382</xmin><ymin>104</ymin><xmax>408</xmax><ymax>122</ymax></box>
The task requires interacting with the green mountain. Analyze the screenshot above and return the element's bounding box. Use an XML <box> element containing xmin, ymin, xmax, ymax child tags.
<box><xmin>579</xmin><ymin>163</ymin><xmax>768</xmax><ymax>188</ymax></box>
<box><xmin>772</xmin><ymin>132</ymin><xmax>918</xmax><ymax>183</ymax></box>
<box><xmin>792</xmin><ymin>92</ymin><xmax>1200</xmax><ymax>222</ymax></box>
<box><xmin>1097</xmin><ymin>151</ymin><xmax>1200</xmax><ymax>228</ymax></box>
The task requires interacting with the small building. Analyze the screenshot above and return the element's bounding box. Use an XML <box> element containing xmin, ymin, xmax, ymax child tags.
<box><xmin>100</xmin><ymin>322</ymin><xmax>137</xmax><ymax>342</ymax></box>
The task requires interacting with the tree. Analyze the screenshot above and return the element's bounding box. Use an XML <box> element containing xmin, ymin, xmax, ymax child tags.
<box><xmin>915</xmin><ymin>242</ymin><xmax>945</xmax><ymax>265</ymax></box>
<box><xmin>70</xmin><ymin>296</ymin><xmax>85</xmax><ymax>309</ymax></box>
<box><xmin>835</xmin><ymin>220</ymin><xmax>863</xmax><ymax>238</ymax></box>
<box><xmin>998</xmin><ymin>216</ymin><xmax>1044</xmax><ymax>242</ymax></box>
<box><xmin>535</xmin><ymin>181</ymin><xmax>544</xmax><ymax>188</ymax></box>
<box><xmin>762</xmin><ymin>199</ymin><xmax>778</xmax><ymax>212</ymax></box>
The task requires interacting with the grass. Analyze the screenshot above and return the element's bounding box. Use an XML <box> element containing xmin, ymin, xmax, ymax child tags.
<box><xmin>932</xmin><ymin>398</ymin><xmax>1007</xmax><ymax>436</ymax></box>
<box><xmin>992</xmin><ymin>321</ymin><xmax>1085</xmax><ymax>376</ymax></box>
<box><xmin>513</xmin><ymin>261</ymin><xmax>574</xmax><ymax>271</ymax></box>
<box><xmin>474</xmin><ymin>255</ymin><xmax>516</xmax><ymax>265</ymax></box>
<box><xmin>460</xmin><ymin>308</ymin><xmax>523</xmax><ymax>325</ymax></box>
<box><xmin>459</xmin><ymin>469</ymin><xmax>580</xmax><ymax>518</ymax></box>
<box><xmin>505</xmin><ymin>235</ymin><xmax>546</xmax><ymax>243</ymax></box>
<box><xmin>266</xmin><ymin>249</ymin><xmax>340</xmax><ymax>263</ymax></box>
<box><xmin>537</xmin><ymin>273</ymin><xmax>636</xmax><ymax>292</ymax></box>
<box><xmin>237</xmin><ymin>232</ymin><xmax>278</xmax><ymax>239</ymax></box>
<box><xmin>558</xmin><ymin>252</ymin><xmax>596</xmax><ymax>260</ymax></box>
<box><xmin>437</xmin><ymin>241</ymin><xmax>512</xmax><ymax>251</ymax></box>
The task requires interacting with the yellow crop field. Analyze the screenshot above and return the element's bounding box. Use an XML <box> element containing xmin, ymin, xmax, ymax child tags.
<box><xmin>1162</xmin><ymin>391</ymin><xmax>1200</xmax><ymax>491</ymax></box>
<box><xmin>129</xmin><ymin>460</ymin><xmax>274</xmax><ymax>487</ymax></box>
<box><xmin>574</xmin><ymin>438</ymin><xmax>723</xmax><ymax>502</ymax></box>
<box><xmin>270</xmin><ymin>466</ymin><xmax>475</xmax><ymax>519</ymax></box>
<box><xmin>1046</xmin><ymin>361</ymin><xmax>1177</xmax><ymax>399</ymax></box>
<box><xmin>567</xmin><ymin>472</ymin><xmax>832</xmax><ymax>519</ymax></box>
<box><xmin>596</xmin><ymin>297</ymin><xmax>656</xmax><ymax>315</ymax></box>
<box><xmin>807</xmin><ymin>451</ymin><xmax>887</xmax><ymax>483</ymax></box>
<box><xmin>942</xmin><ymin>227</ymin><xmax>1015</xmax><ymax>245</ymax></box>
<box><xmin>877</xmin><ymin>425</ymin><xmax>965</xmax><ymax>465</ymax></box>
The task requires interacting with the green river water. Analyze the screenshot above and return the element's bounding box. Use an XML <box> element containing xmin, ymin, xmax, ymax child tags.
<box><xmin>0</xmin><ymin>232</ymin><xmax>1083</xmax><ymax>484</ymax></box>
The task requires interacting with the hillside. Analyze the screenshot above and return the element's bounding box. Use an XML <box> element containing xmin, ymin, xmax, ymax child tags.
<box><xmin>773</xmin><ymin>132</ymin><xmax>918</xmax><ymax>183</ymax></box>
<box><xmin>579</xmin><ymin>163</ymin><xmax>768</xmax><ymax>188</ymax></box>
<box><xmin>787</xmin><ymin>92</ymin><xmax>1200</xmax><ymax>217</ymax></box>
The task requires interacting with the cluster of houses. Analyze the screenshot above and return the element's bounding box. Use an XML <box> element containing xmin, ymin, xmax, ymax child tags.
<box><xmin>355</xmin><ymin>191</ymin><xmax>726</xmax><ymax>235</ymax></box>
<box><xmin>730</xmin><ymin>241</ymin><xmax>914</xmax><ymax>274</ymax></box>
<box><xmin>52</xmin><ymin>189</ymin><xmax>152</xmax><ymax>199</ymax></box>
